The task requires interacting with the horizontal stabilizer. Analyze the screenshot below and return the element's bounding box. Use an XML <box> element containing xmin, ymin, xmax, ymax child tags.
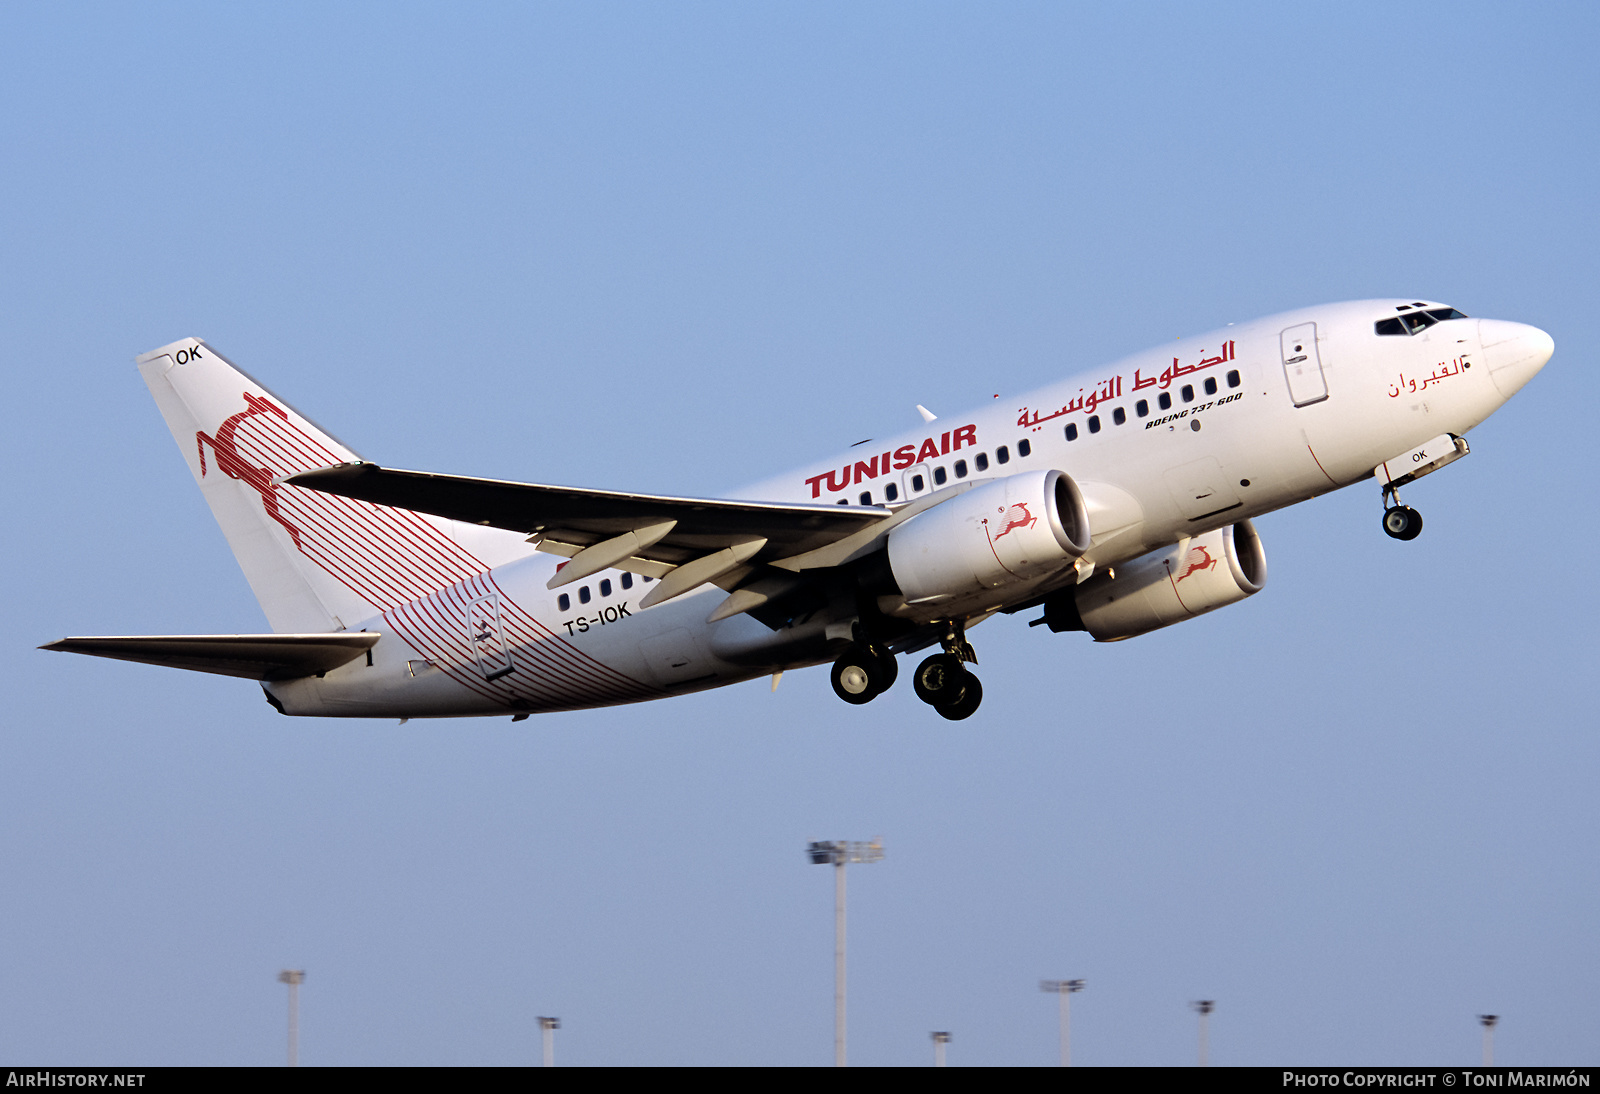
<box><xmin>40</xmin><ymin>633</ymin><xmax>381</xmax><ymax>681</ymax></box>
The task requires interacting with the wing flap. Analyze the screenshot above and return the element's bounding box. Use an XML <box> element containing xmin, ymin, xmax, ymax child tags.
<box><xmin>40</xmin><ymin>633</ymin><xmax>381</xmax><ymax>681</ymax></box>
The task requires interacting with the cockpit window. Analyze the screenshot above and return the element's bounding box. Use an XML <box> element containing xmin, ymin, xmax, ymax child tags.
<box><xmin>1375</xmin><ymin>307</ymin><xmax>1468</xmax><ymax>336</ymax></box>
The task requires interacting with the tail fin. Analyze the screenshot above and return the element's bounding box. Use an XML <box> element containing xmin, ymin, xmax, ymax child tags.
<box><xmin>138</xmin><ymin>338</ymin><xmax>534</xmax><ymax>632</ymax></box>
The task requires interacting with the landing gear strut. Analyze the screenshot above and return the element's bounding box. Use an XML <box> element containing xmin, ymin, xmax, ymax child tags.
<box><xmin>1380</xmin><ymin>482</ymin><xmax>1423</xmax><ymax>541</ymax></box>
<box><xmin>912</xmin><ymin>621</ymin><xmax>982</xmax><ymax>720</ymax></box>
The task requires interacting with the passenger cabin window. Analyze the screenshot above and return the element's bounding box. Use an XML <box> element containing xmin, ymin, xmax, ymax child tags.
<box><xmin>621</xmin><ymin>573</ymin><xmax>633</xmax><ymax>590</ymax></box>
<box><xmin>579</xmin><ymin>586</ymin><xmax>591</xmax><ymax>604</ymax></box>
<box><xmin>1204</xmin><ymin>377</ymin><xmax>1217</xmax><ymax>396</ymax></box>
<box><xmin>1113</xmin><ymin>407</ymin><xmax>1126</xmax><ymax>425</ymax></box>
<box><xmin>1065</xmin><ymin>423</ymin><xmax>1078</xmax><ymax>441</ymax></box>
<box><xmin>1227</xmin><ymin>369</ymin><xmax>1241</xmax><ymax>388</ymax></box>
<box><xmin>1159</xmin><ymin>392</ymin><xmax>1172</xmax><ymax>410</ymax></box>
<box><xmin>558</xmin><ymin>593</ymin><xmax>570</xmax><ymax>612</ymax></box>
<box><xmin>836</xmin><ymin>498</ymin><xmax>848</xmax><ymax>505</ymax></box>
<box><xmin>1181</xmin><ymin>384</ymin><xmax>1194</xmax><ymax>403</ymax></box>
<box><xmin>933</xmin><ymin>466</ymin><xmax>947</xmax><ymax>486</ymax></box>
<box><xmin>1136</xmin><ymin>399</ymin><xmax>1149</xmax><ymax>417</ymax></box>
<box><xmin>911</xmin><ymin>473</ymin><xmax>925</xmax><ymax>491</ymax></box>
<box><xmin>975</xmin><ymin>452</ymin><xmax>989</xmax><ymax>472</ymax></box>
<box><xmin>885</xmin><ymin>482</ymin><xmax>899</xmax><ymax>501</ymax></box>
<box><xmin>1018</xmin><ymin>438</ymin><xmax>1032</xmax><ymax>457</ymax></box>
<box><xmin>599</xmin><ymin>578</ymin><xmax>611</xmax><ymax>598</ymax></box>
<box><xmin>859</xmin><ymin>491</ymin><xmax>871</xmax><ymax>505</ymax></box>
<box><xmin>954</xmin><ymin>459</ymin><xmax>968</xmax><ymax>478</ymax></box>
<box><xmin>996</xmin><ymin>446</ymin><xmax>1010</xmax><ymax>464</ymax></box>
<box><xmin>1088</xmin><ymin>415</ymin><xmax>1101</xmax><ymax>434</ymax></box>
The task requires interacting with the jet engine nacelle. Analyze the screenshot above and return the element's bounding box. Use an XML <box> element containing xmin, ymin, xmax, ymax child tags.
<box><xmin>888</xmin><ymin>469</ymin><xmax>1092</xmax><ymax>603</ymax></box>
<box><xmin>1043</xmin><ymin>520</ymin><xmax>1266</xmax><ymax>641</ymax></box>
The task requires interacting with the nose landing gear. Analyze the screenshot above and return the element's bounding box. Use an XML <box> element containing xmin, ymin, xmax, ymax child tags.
<box><xmin>1382</xmin><ymin>504</ymin><xmax>1423</xmax><ymax>541</ymax></box>
<box><xmin>1380</xmin><ymin>482</ymin><xmax>1424</xmax><ymax>541</ymax></box>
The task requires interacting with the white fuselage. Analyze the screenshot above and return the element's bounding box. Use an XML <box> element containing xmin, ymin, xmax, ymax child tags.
<box><xmin>268</xmin><ymin>300</ymin><xmax>1550</xmax><ymax>718</ymax></box>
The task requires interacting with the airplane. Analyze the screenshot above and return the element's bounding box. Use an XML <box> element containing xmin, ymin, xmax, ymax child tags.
<box><xmin>42</xmin><ymin>299</ymin><xmax>1553</xmax><ymax>721</ymax></box>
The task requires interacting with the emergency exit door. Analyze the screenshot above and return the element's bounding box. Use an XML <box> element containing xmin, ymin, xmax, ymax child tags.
<box><xmin>1280</xmin><ymin>322</ymin><xmax>1328</xmax><ymax>407</ymax></box>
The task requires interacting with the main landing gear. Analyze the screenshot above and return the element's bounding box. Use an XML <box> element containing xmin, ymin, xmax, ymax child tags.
<box><xmin>912</xmin><ymin>621</ymin><xmax>982</xmax><ymax>721</ymax></box>
<box><xmin>830</xmin><ymin>642</ymin><xmax>898</xmax><ymax>705</ymax></box>
<box><xmin>828</xmin><ymin>621</ymin><xmax>984</xmax><ymax>720</ymax></box>
<box><xmin>1380</xmin><ymin>482</ymin><xmax>1424</xmax><ymax>541</ymax></box>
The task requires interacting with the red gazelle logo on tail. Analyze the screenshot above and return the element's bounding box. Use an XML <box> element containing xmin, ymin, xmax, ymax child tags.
<box><xmin>196</xmin><ymin>392</ymin><xmax>304</xmax><ymax>548</ymax></box>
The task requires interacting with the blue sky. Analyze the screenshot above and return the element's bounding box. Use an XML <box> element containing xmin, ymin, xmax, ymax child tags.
<box><xmin>3</xmin><ymin>1</ymin><xmax>1596</xmax><ymax>1066</ymax></box>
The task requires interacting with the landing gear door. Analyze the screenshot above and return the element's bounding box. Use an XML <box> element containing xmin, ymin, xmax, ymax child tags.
<box><xmin>466</xmin><ymin>592</ymin><xmax>515</xmax><ymax>681</ymax></box>
<box><xmin>1281</xmin><ymin>322</ymin><xmax>1328</xmax><ymax>407</ymax></box>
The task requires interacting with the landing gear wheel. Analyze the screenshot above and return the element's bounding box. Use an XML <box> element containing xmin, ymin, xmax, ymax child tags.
<box><xmin>874</xmin><ymin>646</ymin><xmax>899</xmax><ymax>693</ymax></box>
<box><xmin>913</xmin><ymin>653</ymin><xmax>969</xmax><ymax>707</ymax></box>
<box><xmin>1382</xmin><ymin>505</ymin><xmax>1423</xmax><ymax>541</ymax></box>
<box><xmin>936</xmin><ymin>672</ymin><xmax>982</xmax><ymax>720</ymax></box>
<box><xmin>830</xmin><ymin>648</ymin><xmax>884</xmax><ymax>705</ymax></box>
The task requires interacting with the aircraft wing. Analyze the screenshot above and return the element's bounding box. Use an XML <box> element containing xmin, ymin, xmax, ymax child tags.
<box><xmin>40</xmin><ymin>633</ymin><xmax>381</xmax><ymax>680</ymax></box>
<box><xmin>285</xmin><ymin>462</ymin><xmax>895</xmax><ymax>613</ymax></box>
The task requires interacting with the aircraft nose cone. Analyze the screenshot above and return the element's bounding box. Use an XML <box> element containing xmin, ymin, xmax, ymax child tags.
<box><xmin>1478</xmin><ymin>319</ymin><xmax>1554</xmax><ymax>400</ymax></box>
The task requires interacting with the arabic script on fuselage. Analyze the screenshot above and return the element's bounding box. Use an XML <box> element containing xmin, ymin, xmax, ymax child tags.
<box><xmin>1015</xmin><ymin>340</ymin><xmax>1236</xmax><ymax>431</ymax></box>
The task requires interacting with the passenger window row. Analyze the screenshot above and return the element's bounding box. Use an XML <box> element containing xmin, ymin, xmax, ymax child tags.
<box><xmin>844</xmin><ymin>439</ymin><xmax>1035</xmax><ymax>506</ymax></box>
<box><xmin>557</xmin><ymin>570</ymin><xmax>650</xmax><ymax>613</ymax></box>
<box><xmin>1064</xmin><ymin>369</ymin><xmax>1242</xmax><ymax>440</ymax></box>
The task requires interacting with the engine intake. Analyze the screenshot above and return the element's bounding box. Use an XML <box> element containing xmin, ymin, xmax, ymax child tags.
<box><xmin>888</xmin><ymin>470</ymin><xmax>1091</xmax><ymax>603</ymax></box>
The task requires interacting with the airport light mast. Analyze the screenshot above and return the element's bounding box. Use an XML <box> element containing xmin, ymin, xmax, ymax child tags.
<box><xmin>537</xmin><ymin>1016</ymin><xmax>560</xmax><ymax>1067</ymax></box>
<box><xmin>931</xmin><ymin>1031</ymin><xmax>951</xmax><ymax>1067</ymax></box>
<box><xmin>1040</xmin><ymin>978</ymin><xmax>1085</xmax><ymax>1066</ymax></box>
<box><xmin>807</xmin><ymin>838</ymin><xmax>884</xmax><ymax>1067</ymax></box>
<box><xmin>1479</xmin><ymin>1015</ymin><xmax>1499</xmax><ymax>1066</ymax></box>
<box><xmin>277</xmin><ymin>970</ymin><xmax>305</xmax><ymax>1067</ymax></box>
<box><xmin>1191</xmin><ymin>999</ymin><xmax>1215</xmax><ymax>1066</ymax></box>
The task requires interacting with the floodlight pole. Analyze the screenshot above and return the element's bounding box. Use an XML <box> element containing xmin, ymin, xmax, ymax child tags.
<box><xmin>1479</xmin><ymin>1015</ymin><xmax>1498</xmax><ymax>1066</ymax></box>
<box><xmin>277</xmin><ymin>970</ymin><xmax>305</xmax><ymax>1067</ymax></box>
<box><xmin>808</xmin><ymin>838</ymin><xmax>884</xmax><ymax>1067</ymax></box>
<box><xmin>931</xmin><ymin>1031</ymin><xmax>951</xmax><ymax>1067</ymax></box>
<box><xmin>538</xmin><ymin>1016</ymin><xmax>560</xmax><ymax>1067</ymax></box>
<box><xmin>1192</xmin><ymin>1000</ymin><xmax>1215</xmax><ymax>1067</ymax></box>
<box><xmin>1040</xmin><ymin>979</ymin><xmax>1085</xmax><ymax>1066</ymax></box>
